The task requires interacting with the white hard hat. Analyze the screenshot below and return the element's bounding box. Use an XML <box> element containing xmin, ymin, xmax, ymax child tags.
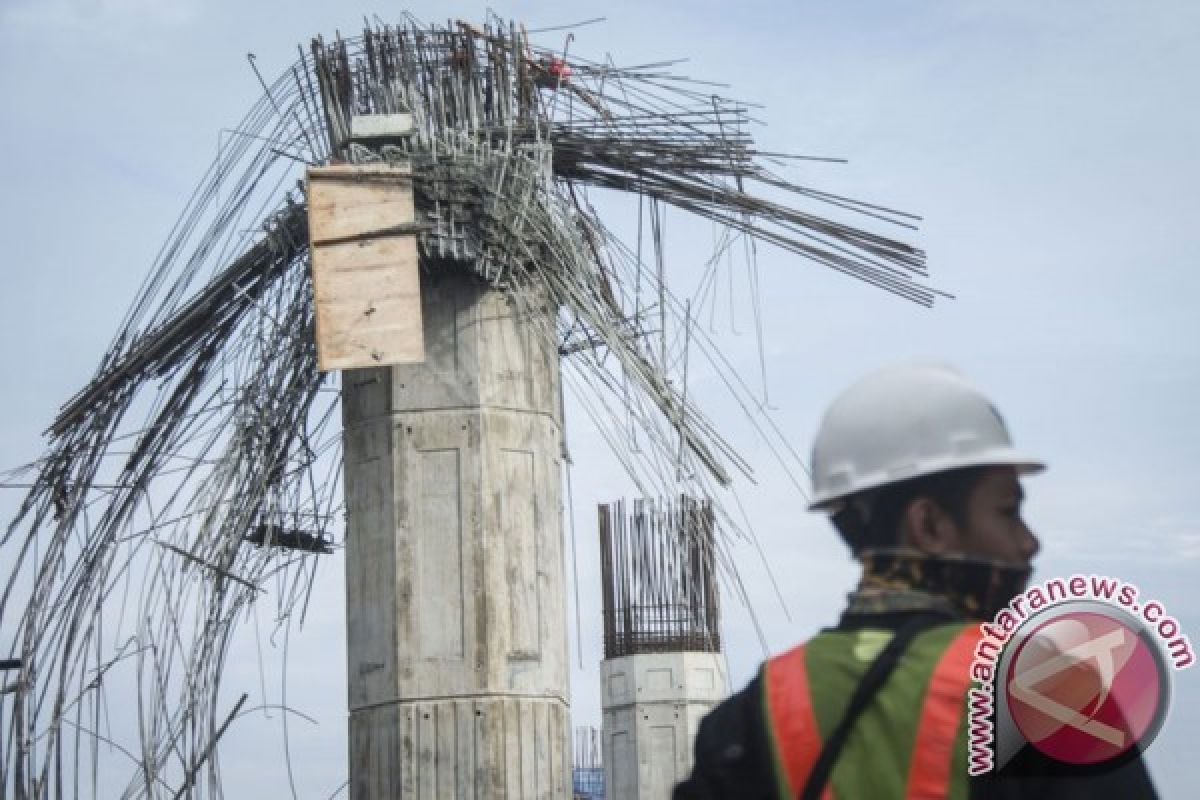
<box><xmin>809</xmin><ymin>364</ymin><xmax>1044</xmax><ymax>511</ymax></box>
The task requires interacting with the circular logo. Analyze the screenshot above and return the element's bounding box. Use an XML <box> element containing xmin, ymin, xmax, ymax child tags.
<box><xmin>1004</xmin><ymin>607</ymin><xmax>1169</xmax><ymax>766</ymax></box>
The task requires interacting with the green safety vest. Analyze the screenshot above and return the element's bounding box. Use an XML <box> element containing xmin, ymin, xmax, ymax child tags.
<box><xmin>762</xmin><ymin>622</ymin><xmax>981</xmax><ymax>800</ymax></box>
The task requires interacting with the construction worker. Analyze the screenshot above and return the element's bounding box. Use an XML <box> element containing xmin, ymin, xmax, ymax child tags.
<box><xmin>673</xmin><ymin>364</ymin><xmax>1158</xmax><ymax>799</ymax></box>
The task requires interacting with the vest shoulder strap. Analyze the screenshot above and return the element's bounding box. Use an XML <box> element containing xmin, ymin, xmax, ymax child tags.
<box><xmin>905</xmin><ymin>625</ymin><xmax>982</xmax><ymax>799</ymax></box>
<box><xmin>762</xmin><ymin>644</ymin><xmax>831</xmax><ymax>800</ymax></box>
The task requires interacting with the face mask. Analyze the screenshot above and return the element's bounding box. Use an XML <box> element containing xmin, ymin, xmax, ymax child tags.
<box><xmin>852</xmin><ymin>548</ymin><xmax>1032</xmax><ymax>620</ymax></box>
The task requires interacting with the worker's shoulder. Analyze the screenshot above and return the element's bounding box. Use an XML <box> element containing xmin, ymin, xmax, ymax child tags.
<box><xmin>696</xmin><ymin>666</ymin><xmax>764</xmax><ymax>747</ymax></box>
<box><xmin>675</xmin><ymin>669</ymin><xmax>775</xmax><ymax>800</ymax></box>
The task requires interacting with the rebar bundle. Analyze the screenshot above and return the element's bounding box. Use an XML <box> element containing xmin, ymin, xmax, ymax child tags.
<box><xmin>1</xmin><ymin>14</ymin><xmax>931</xmax><ymax>798</ymax></box>
<box><xmin>599</xmin><ymin>497</ymin><xmax>721</xmax><ymax>659</ymax></box>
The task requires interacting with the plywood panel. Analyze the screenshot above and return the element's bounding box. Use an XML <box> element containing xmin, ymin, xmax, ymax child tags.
<box><xmin>308</xmin><ymin>164</ymin><xmax>415</xmax><ymax>241</ymax></box>
<box><xmin>307</xmin><ymin>164</ymin><xmax>424</xmax><ymax>371</ymax></box>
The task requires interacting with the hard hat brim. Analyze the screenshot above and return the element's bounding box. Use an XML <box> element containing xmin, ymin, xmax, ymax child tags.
<box><xmin>807</xmin><ymin>453</ymin><xmax>1045</xmax><ymax>513</ymax></box>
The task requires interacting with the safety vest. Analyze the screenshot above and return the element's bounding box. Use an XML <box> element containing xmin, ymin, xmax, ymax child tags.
<box><xmin>762</xmin><ymin>622</ymin><xmax>981</xmax><ymax>800</ymax></box>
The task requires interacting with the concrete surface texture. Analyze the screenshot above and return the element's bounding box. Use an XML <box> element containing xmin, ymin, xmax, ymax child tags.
<box><xmin>602</xmin><ymin>651</ymin><xmax>729</xmax><ymax>799</ymax></box>
<box><xmin>341</xmin><ymin>269</ymin><xmax>571</xmax><ymax>797</ymax></box>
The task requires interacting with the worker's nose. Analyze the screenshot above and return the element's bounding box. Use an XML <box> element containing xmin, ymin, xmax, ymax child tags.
<box><xmin>1020</xmin><ymin>522</ymin><xmax>1041</xmax><ymax>563</ymax></box>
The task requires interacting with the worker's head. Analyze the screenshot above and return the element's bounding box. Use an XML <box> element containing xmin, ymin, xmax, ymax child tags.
<box><xmin>830</xmin><ymin>464</ymin><xmax>1039</xmax><ymax>567</ymax></box>
<box><xmin>809</xmin><ymin>364</ymin><xmax>1043</xmax><ymax>568</ymax></box>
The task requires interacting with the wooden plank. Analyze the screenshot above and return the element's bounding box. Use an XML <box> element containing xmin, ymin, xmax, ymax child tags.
<box><xmin>308</xmin><ymin>164</ymin><xmax>415</xmax><ymax>242</ymax></box>
<box><xmin>307</xmin><ymin>164</ymin><xmax>424</xmax><ymax>371</ymax></box>
<box><xmin>311</xmin><ymin>237</ymin><xmax>422</xmax><ymax>367</ymax></box>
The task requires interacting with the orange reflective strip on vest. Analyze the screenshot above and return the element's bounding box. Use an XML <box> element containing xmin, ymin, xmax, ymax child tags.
<box><xmin>764</xmin><ymin>644</ymin><xmax>833</xmax><ymax>800</ymax></box>
<box><xmin>905</xmin><ymin>626</ymin><xmax>982</xmax><ymax>799</ymax></box>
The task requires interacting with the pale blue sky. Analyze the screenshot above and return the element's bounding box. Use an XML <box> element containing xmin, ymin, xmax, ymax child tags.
<box><xmin>1</xmin><ymin>1</ymin><xmax>1197</xmax><ymax>796</ymax></box>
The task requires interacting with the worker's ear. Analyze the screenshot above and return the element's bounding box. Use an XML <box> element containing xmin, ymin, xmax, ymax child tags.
<box><xmin>900</xmin><ymin>496</ymin><xmax>962</xmax><ymax>555</ymax></box>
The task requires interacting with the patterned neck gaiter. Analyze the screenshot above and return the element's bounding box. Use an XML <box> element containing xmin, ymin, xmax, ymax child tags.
<box><xmin>845</xmin><ymin>548</ymin><xmax>1032</xmax><ymax>621</ymax></box>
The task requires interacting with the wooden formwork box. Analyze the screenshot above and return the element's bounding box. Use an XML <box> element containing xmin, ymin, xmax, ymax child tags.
<box><xmin>306</xmin><ymin>164</ymin><xmax>424</xmax><ymax>371</ymax></box>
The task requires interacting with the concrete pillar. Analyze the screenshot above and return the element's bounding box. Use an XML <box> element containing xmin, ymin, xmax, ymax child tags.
<box><xmin>597</xmin><ymin>497</ymin><xmax>726</xmax><ymax>799</ymax></box>
<box><xmin>601</xmin><ymin>652</ymin><xmax>727</xmax><ymax>800</ymax></box>
<box><xmin>342</xmin><ymin>268</ymin><xmax>571</xmax><ymax>798</ymax></box>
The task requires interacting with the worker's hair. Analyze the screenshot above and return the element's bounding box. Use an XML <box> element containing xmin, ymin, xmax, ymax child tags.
<box><xmin>831</xmin><ymin>466</ymin><xmax>989</xmax><ymax>557</ymax></box>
